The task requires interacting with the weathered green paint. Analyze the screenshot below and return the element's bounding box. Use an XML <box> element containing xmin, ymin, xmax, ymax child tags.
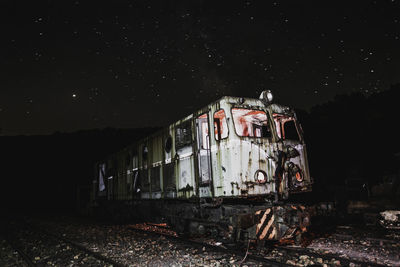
<box><xmin>92</xmin><ymin>95</ymin><xmax>312</xmax><ymax>203</ymax></box>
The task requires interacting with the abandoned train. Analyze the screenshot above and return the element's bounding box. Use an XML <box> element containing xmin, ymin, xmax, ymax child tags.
<box><xmin>91</xmin><ymin>91</ymin><xmax>313</xmax><ymax>243</ymax></box>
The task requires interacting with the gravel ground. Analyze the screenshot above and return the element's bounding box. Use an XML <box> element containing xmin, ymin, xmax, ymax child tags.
<box><xmin>29</xmin><ymin>216</ymin><xmax>262</xmax><ymax>267</ymax></box>
<box><xmin>306</xmin><ymin>225</ymin><xmax>400</xmax><ymax>266</ymax></box>
<box><xmin>1</xmin><ymin>219</ymin><xmax>119</xmax><ymax>266</ymax></box>
<box><xmin>2</xmin><ymin>215</ymin><xmax>398</xmax><ymax>267</ymax></box>
<box><xmin>260</xmin><ymin>247</ymin><xmax>357</xmax><ymax>267</ymax></box>
<box><xmin>0</xmin><ymin>237</ymin><xmax>29</xmax><ymax>267</ymax></box>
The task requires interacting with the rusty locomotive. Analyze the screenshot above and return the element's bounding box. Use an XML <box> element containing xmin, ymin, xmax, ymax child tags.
<box><xmin>91</xmin><ymin>91</ymin><xmax>312</xmax><ymax>244</ymax></box>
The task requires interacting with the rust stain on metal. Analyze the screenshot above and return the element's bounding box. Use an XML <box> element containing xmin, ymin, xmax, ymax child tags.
<box><xmin>91</xmin><ymin>90</ymin><xmax>313</xmax><ymax>243</ymax></box>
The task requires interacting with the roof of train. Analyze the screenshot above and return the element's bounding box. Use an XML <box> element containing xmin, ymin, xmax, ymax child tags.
<box><xmin>96</xmin><ymin>95</ymin><xmax>260</xmax><ymax>162</ymax></box>
<box><xmin>96</xmin><ymin>94</ymin><xmax>291</xmax><ymax>162</ymax></box>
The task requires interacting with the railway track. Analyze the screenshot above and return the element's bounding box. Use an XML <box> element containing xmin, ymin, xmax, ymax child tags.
<box><xmin>1</xmin><ymin>233</ymin><xmax>36</xmax><ymax>267</ymax></box>
<box><xmin>3</xmin><ymin>217</ymin><xmax>395</xmax><ymax>266</ymax></box>
<box><xmin>130</xmin><ymin>223</ymin><xmax>292</xmax><ymax>266</ymax></box>
<box><xmin>2</xmin><ymin>219</ymin><xmax>126</xmax><ymax>267</ymax></box>
<box><xmin>129</xmin><ymin>223</ymin><xmax>391</xmax><ymax>267</ymax></box>
<box><xmin>34</xmin><ymin>225</ymin><xmax>126</xmax><ymax>267</ymax></box>
<box><xmin>276</xmin><ymin>245</ymin><xmax>388</xmax><ymax>267</ymax></box>
<box><xmin>332</xmin><ymin>232</ymin><xmax>400</xmax><ymax>245</ymax></box>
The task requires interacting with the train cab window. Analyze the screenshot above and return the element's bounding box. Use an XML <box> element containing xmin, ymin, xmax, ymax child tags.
<box><xmin>214</xmin><ymin>109</ymin><xmax>229</xmax><ymax>140</ymax></box>
<box><xmin>175</xmin><ymin>121</ymin><xmax>192</xmax><ymax>149</ymax></box>
<box><xmin>165</xmin><ymin>135</ymin><xmax>172</xmax><ymax>153</ymax></box>
<box><xmin>273</xmin><ymin>114</ymin><xmax>300</xmax><ymax>141</ymax></box>
<box><xmin>197</xmin><ymin>114</ymin><xmax>209</xmax><ymax>149</ymax></box>
<box><xmin>232</xmin><ymin>108</ymin><xmax>271</xmax><ymax>138</ymax></box>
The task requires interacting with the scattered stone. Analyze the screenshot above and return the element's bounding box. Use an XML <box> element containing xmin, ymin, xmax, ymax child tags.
<box><xmin>299</xmin><ymin>255</ymin><xmax>309</xmax><ymax>261</ymax></box>
<box><xmin>4</xmin><ymin>216</ymin><xmax>399</xmax><ymax>267</ymax></box>
<box><xmin>299</xmin><ymin>255</ymin><xmax>310</xmax><ymax>261</ymax></box>
<box><xmin>333</xmin><ymin>260</ymin><xmax>341</xmax><ymax>266</ymax></box>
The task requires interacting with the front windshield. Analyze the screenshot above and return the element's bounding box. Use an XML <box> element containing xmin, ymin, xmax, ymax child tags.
<box><xmin>273</xmin><ymin>113</ymin><xmax>301</xmax><ymax>141</ymax></box>
<box><xmin>232</xmin><ymin>108</ymin><xmax>271</xmax><ymax>138</ymax></box>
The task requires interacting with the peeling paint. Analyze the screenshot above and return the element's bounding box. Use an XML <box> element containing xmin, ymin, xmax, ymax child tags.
<box><xmin>92</xmin><ymin>93</ymin><xmax>313</xmax><ymax>242</ymax></box>
<box><xmin>93</xmin><ymin>95</ymin><xmax>311</xmax><ymax>202</ymax></box>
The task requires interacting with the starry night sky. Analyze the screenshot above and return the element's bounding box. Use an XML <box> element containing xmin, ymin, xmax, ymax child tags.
<box><xmin>1</xmin><ymin>0</ymin><xmax>399</xmax><ymax>135</ymax></box>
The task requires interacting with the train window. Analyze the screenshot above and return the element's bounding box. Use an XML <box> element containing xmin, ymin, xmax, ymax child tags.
<box><xmin>284</xmin><ymin>120</ymin><xmax>299</xmax><ymax>141</ymax></box>
<box><xmin>273</xmin><ymin>114</ymin><xmax>300</xmax><ymax>141</ymax></box>
<box><xmin>151</xmin><ymin>166</ymin><xmax>161</xmax><ymax>191</ymax></box>
<box><xmin>132</xmin><ymin>150</ymin><xmax>138</xmax><ymax>169</ymax></box>
<box><xmin>142</xmin><ymin>145</ymin><xmax>148</xmax><ymax>161</ymax></box>
<box><xmin>139</xmin><ymin>169</ymin><xmax>149</xmax><ymax>192</ymax></box>
<box><xmin>98</xmin><ymin>163</ymin><xmax>106</xmax><ymax>192</ymax></box>
<box><xmin>165</xmin><ymin>135</ymin><xmax>172</xmax><ymax>153</ymax></box>
<box><xmin>163</xmin><ymin>162</ymin><xmax>175</xmax><ymax>191</ymax></box>
<box><xmin>107</xmin><ymin>159</ymin><xmax>117</xmax><ymax>177</ymax></box>
<box><xmin>232</xmin><ymin>108</ymin><xmax>271</xmax><ymax>138</ymax></box>
<box><xmin>214</xmin><ymin>109</ymin><xmax>229</xmax><ymax>140</ymax></box>
<box><xmin>175</xmin><ymin>121</ymin><xmax>192</xmax><ymax>149</ymax></box>
<box><xmin>197</xmin><ymin>113</ymin><xmax>209</xmax><ymax>150</ymax></box>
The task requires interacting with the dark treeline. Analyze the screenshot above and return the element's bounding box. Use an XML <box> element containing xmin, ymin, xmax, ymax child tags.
<box><xmin>0</xmin><ymin>127</ymin><xmax>158</xmax><ymax>213</ymax></box>
<box><xmin>1</xmin><ymin>84</ymin><xmax>399</xmax><ymax>213</ymax></box>
<box><xmin>297</xmin><ymin>83</ymin><xmax>400</xmax><ymax>202</ymax></box>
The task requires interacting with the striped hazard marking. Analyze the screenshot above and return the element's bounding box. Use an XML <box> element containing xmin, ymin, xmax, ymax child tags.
<box><xmin>255</xmin><ymin>208</ymin><xmax>276</xmax><ymax>240</ymax></box>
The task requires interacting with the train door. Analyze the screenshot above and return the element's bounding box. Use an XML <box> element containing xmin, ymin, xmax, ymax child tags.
<box><xmin>196</xmin><ymin>113</ymin><xmax>213</xmax><ymax>197</ymax></box>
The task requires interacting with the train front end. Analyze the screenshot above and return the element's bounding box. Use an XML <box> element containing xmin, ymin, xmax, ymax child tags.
<box><xmin>212</xmin><ymin>91</ymin><xmax>312</xmax><ymax>242</ymax></box>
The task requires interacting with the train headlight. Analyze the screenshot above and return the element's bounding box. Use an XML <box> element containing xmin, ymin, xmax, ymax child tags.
<box><xmin>259</xmin><ymin>90</ymin><xmax>273</xmax><ymax>104</ymax></box>
<box><xmin>255</xmin><ymin>170</ymin><xmax>268</xmax><ymax>184</ymax></box>
<box><xmin>266</xmin><ymin>90</ymin><xmax>273</xmax><ymax>102</ymax></box>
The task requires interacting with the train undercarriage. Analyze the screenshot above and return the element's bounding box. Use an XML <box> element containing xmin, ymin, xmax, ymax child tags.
<box><xmin>95</xmin><ymin>197</ymin><xmax>311</xmax><ymax>245</ymax></box>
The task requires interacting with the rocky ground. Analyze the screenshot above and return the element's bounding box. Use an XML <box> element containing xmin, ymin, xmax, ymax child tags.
<box><xmin>1</xmin><ymin>218</ymin><xmax>117</xmax><ymax>266</ymax></box>
<box><xmin>2</xmin><ymin>216</ymin><xmax>262</xmax><ymax>267</ymax></box>
<box><xmin>0</xmin><ymin>237</ymin><xmax>29</xmax><ymax>267</ymax></box>
<box><xmin>306</xmin><ymin>225</ymin><xmax>400</xmax><ymax>266</ymax></box>
<box><xmin>1</xmin><ymin>215</ymin><xmax>399</xmax><ymax>266</ymax></box>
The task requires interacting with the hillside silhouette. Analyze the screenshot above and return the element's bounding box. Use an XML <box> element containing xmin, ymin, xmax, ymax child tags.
<box><xmin>298</xmin><ymin>83</ymin><xmax>400</xmax><ymax>203</ymax></box>
<box><xmin>1</xmin><ymin>84</ymin><xmax>399</xmax><ymax>213</ymax></box>
<box><xmin>0</xmin><ymin>127</ymin><xmax>158</xmax><ymax>212</ymax></box>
